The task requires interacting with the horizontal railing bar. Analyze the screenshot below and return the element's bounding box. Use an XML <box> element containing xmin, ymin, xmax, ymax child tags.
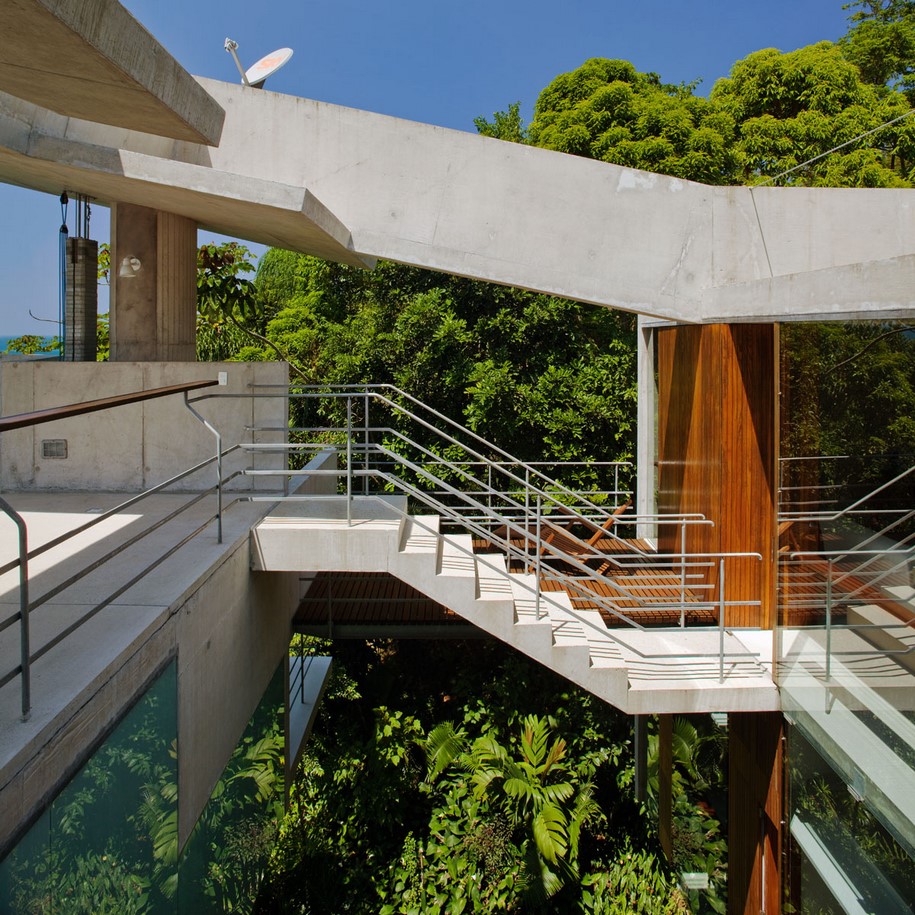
<box><xmin>0</xmin><ymin>380</ymin><xmax>217</xmax><ymax>433</ymax></box>
<box><xmin>0</xmin><ymin>447</ymin><xmax>238</xmax><ymax>579</ymax></box>
<box><xmin>30</xmin><ymin>507</ymin><xmax>226</xmax><ymax>664</ymax></box>
<box><xmin>26</xmin><ymin>488</ymin><xmax>218</xmax><ymax>614</ymax></box>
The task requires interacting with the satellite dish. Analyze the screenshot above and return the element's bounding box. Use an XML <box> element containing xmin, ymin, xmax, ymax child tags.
<box><xmin>224</xmin><ymin>39</ymin><xmax>293</xmax><ymax>90</ymax></box>
<box><xmin>245</xmin><ymin>48</ymin><xmax>294</xmax><ymax>89</ymax></box>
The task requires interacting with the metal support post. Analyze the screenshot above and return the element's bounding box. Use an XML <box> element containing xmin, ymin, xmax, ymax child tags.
<box><xmin>0</xmin><ymin>497</ymin><xmax>30</xmax><ymax>720</ymax></box>
<box><xmin>363</xmin><ymin>390</ymin><xmax>370</xmax><ymax>496</ymax></box>
<box><xmin>679</xmin><ymin>520</ymin><xmax>687</xmax><ymax>627</ymax></box>
<box><xmin>825</xmin><ymin>558</ymin><xmax>833</xmax><ymax>684</ymax></box>
<box><xmin>718</xmin><ymin>558</ymin><xmax>726</xmax><ymax>683</ymax></box>
<box><xmin>346</xmin><ymin>396</ymin><xmax>353</xmax><ymax>526</ymax></box>
<box><xmin>184</xmin><ymin>393</ymin><xmax>223</xmax><ymax>543</ymax></box>
<box><xmin>535</xmin><ymin>494</ymin><xmax>542</xmax><ymax>620</ymax></box>
<box><xmin>524</xmin><ymin>468</ymin><xmax>530</xmax><ymax>565</ymax></box>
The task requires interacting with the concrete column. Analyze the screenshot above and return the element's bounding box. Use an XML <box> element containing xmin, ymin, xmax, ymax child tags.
<box><xmin>110</xmin><ymin>204</ymin><xmax>196</xmax><ymax>361</ymax></box>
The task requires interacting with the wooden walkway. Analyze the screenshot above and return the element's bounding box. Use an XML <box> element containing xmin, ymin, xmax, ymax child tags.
<box><xmin>294</xmin><ymin>571</ymin><xmax>467</xmax><ymax>630</ymax></box>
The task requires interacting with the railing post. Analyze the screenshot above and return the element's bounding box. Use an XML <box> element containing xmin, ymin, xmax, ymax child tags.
<box><xmin>0</xmin><ymin>497</ymin><xmax>30</xmax><ymax>721</ymax></box>
<box><xmin>535</xmin><ymin>494</ymin><xmax>542</xmax><ymax>620</ymax></box>
<box><xmin>718</xmin><ymin>558</ymin><xmax>726</xmax><ymax>683</ymax></box>
<box><xmin>183</xmin><ymin>393</ymin><xmax>222</xmax><ymax>544</ymax></box>
<box><xmin>679</xmin><ymin>520</ymin><xmax>687</xmax><ymax>628</ymax></box>
<box><xmin>346</xmin><ymin>396</ymin><xmax>353</xmax><ymax>527</ymax></box>
<box><xmin>487</xmin><ymin>463</ymin><xmax>493</xmax><ymax>514</ymax></box>
<box><xmin>524</xmin><ymin>467</ymin><xmax>530</xmax><ymax>566</ymax></box>
<box><xmin>825</xmin><ymin>558</ymin><xmax>833</xmax><ymax>684</ymax></box>
<box><xmin>363</xmin><ymin>389</ymin><xmax>370</xmax><ymax>496</ymax></box>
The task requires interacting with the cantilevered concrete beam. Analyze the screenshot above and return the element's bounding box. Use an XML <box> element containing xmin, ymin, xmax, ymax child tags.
<box><xmin>0</xmin><ymin>96</ymin><xmax>372</xmax><ymax>269</ymax></box>
<box><xmin>1</xmin><ymin>69</ymin><xmax>914</xmax><ymax>321</ymax></box>
<box><xmin>0</xmin><ymin>0</ymin><xmax>224</xmax><ymax>146</ymax></box>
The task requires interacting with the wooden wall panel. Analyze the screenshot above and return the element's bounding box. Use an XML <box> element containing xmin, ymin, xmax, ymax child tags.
<box><xmin>728</xmin><ymin>713</ymin><xmax>783</xmax><ymax>915</ymax></box>
<box><xmin>656</xmin><ymin>324</ymin><xmax>777</xmax><ymax>627</ymax></box>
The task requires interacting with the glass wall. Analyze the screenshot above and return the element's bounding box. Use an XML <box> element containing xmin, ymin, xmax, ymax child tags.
<box><xmin>0</xmin><ymin>660</ymin><xmax>179</xmax><ymax>913</ymax></box>
<box><xmin>0</xmin><ymin>658</ymin><xmax>287</xmax><ymax>913</ymax></box>
<box><xmin>778</xmin><ymin>321</ymin><xmax>915</xmax><ymax>914</ymax></box>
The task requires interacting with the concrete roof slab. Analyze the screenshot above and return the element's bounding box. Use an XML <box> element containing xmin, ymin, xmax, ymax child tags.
<box><xmin>0</xmin><ymin>0</ymin><xmax>224</xmax><ymax>145</ymax></box>
<box><xmin>0</xmin><ymin>119</ymin><xmax>372</xmax><ymax>268</ymax></box>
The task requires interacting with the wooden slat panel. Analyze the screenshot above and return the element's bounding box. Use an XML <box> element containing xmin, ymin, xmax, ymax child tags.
<box><xmin>729</xmin><ymin>712</ymin><xmax>783</xmax><ymax>915</ymax></box>
<box><xmin>656</xmin><ymin>324</ymin><xmax>777</xmax><ymax>627</ymax></box>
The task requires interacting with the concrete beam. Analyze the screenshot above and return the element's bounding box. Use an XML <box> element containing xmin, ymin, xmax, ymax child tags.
<box><xmin>0</xmin><ymin>0</ymin><xmax>224</xmax><ymax>145</ymax></box>
<box><xmin>0</xmin><ymin>71</ymin><xmax>913</xmax><ymax>321</ymax></box>
<box><xmin>0</xmin><ymin>98</ymin><xmax>373</xmax><ymax>269</ymax></box>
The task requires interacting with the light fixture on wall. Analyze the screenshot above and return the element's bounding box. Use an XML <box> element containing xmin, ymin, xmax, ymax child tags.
<box><xmin>118</xmin><ymin>256</ymin><xmax>141</xmax><ymax>278</ymax></box>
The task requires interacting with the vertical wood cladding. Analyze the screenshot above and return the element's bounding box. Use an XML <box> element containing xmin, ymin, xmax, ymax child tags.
<box><xmin>728</xmin><ymin>713</ymin><xmax>783</xmax><ymax>915</ymax></box>
<box><xmin>656</xmin><ymin>324</ymin><xmax>777</xmax><ymax>627</ymax></box>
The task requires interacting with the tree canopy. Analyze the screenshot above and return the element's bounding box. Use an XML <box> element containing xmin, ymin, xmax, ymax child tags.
<box><xmin>528</xmin><ymin>58</ymin><xmax>736</xmax><ymax>184</ymax></box>
<box><xmin>711</xmin><ymin>41</ymin><xmax>913</xmax><ymax>185</ymax></box>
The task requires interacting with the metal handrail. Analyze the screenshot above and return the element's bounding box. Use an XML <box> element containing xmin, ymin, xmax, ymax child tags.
<box><xmin>245</xmin><ymin>424</ymin><xmax>762</xmax><ymax>630</ymax></box>
<box><xmin>300</xmin><ymin>491</ymin><xmax>762</xmax><ymax>680</ymax></box>
<box><xmin>778</xmin><ymin>460</ymin><xmax>915</xmax><ymax>524</ymax></box>
<box><xmin>249</xmin><ymin>382</ymin><xmax>636</xmax><ymax>526</ymax></box>
<box><xmin>0</xmin><ymin>380</ymin><xmax>229</xmax><ymax>722</ymax></box>
<box><xmin>230</xmin><ymin>383</ymin><xmax>763</xmax><ymax>678</ymax></box>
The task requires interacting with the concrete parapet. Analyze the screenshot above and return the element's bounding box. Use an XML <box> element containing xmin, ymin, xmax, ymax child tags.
<box><xmin>0</xmin><ymin>360</ymin><xmax>289</xmax><ymax>492</ymax></box>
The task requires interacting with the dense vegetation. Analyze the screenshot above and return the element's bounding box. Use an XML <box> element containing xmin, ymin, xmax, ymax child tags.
<box><xmin>255</xmin><ymin>639</ymin><xmax>725</xmax><ymax>914</ymax></box>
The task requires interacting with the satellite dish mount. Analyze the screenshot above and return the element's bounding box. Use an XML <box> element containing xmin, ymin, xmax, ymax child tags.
<box><xmin>224</xmin><ymin>38</ymin><xmax>293</xmax><ymax>89</ymax></box>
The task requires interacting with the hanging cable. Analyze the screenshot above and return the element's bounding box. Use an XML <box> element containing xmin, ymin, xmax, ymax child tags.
<box><xmin>753</xmin><ymin>106</ymin><xmax>915</xmax><ymax>187</ymax></box>
<box><xmin>58</xmin><ymin>192</ymin><xmax>69</xmax><ymax>360</ymax></box>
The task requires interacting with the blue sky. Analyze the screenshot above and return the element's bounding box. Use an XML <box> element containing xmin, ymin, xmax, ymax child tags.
<box><xmin>0</xmin><ymin>0</ymin><xmax>851</xmax><ymax>334</ymax></box>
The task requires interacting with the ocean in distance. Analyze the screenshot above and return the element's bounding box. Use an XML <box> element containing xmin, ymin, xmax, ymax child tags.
<box><xmin>0</xmin><ymin>335</ymin><xmax>60</xmax><ymax>356</ymax></box>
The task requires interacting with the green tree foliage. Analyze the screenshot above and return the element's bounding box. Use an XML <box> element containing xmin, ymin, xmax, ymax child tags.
<box><xmin>840</xmin><ymin>0</ymin><xmax>915</xmax><ymax>88</ymax></box>
<box><xmin>525</xmin><ymin>45</ymin><xmax>915</xmax><ymax>189</ymax></box>
<box><xmin>711</xmin><ymin>42</ymin><xmax>913</xmax><ymax>185</ymax></box>
<box><xmin>242</xmin><ymin>252</ymin><xmax>637</xmax><ymax>486</ymax></box>
<box><xmin>474</xmin><ymin>101</ymin><xmax>528</xmax><ymax>142</ymax></box>
<box><xmin>258</xmin><ymin>638</ymin><xmax>705</xmax><ymax>914</ymax></box>
<box><xmin>405</xmin><ymin>715</ymin><xmax>601</xmax><ymax>907</ymax></box>
<box><xmin>529</xmin><ymin>59</ymin><xmax>736</xmax><ymax>184</ymax></box>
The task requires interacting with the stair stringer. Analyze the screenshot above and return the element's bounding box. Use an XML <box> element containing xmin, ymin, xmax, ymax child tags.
<box><xmin>251</xmin><ymin>501</ymin><xmax>780</xmax><ymax>714</ymax></box>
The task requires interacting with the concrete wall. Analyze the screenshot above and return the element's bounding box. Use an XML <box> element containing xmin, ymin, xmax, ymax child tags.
<box><xmin>5</xmin><ymin>73</ymin><xmax>915</xmax><ymax>324</ymax></box>
<box><xmin>0</xmin><ymin>448</ymin><xmax>337</xmax><ymax>856</ymax></box>
<box><xmin>0</xmin><ymin>361</ymin><xmax>289</xmax><ymax>492</ymax></box>
<box><xmin>175</xmin><ymin>537</ymin><xmax>300</xmax><ymax>846</ymax></box>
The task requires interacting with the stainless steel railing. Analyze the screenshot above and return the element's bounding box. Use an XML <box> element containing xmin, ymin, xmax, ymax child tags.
<box><xmin>0</xmin><ymin>381</ymin><xmax>234</xmax><ymax>721</ymax></box>
<box><xmin>224</xmin><ymin>384</ymin><xmax>765</xmax><ymax>645</ymax></box>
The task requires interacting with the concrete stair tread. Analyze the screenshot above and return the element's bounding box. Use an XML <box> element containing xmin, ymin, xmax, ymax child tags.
<box><xmin>476</xmin><ymin>553</ymin><xmax>513</xmax><ymax>601</ymax></box>
<box><xmin>400</xmin><ymin>515</ymin><xmax>440</xmax><ymax>553</ymax></box>
<box><xmin>439</xmin><ymin>534</ymin><xmax>477</xmax><ymax>577</ymax></box>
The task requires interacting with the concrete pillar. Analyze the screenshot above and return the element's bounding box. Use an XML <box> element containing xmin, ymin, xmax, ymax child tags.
<box><xmin>110</xmin><ymin>204</ymin><xmax>196</xmax><ymax>361</ymax></box>
<box><xmin>64</xmin><ymin>237</ymin><xmax>98</xmax><ymax>361</ymax></box>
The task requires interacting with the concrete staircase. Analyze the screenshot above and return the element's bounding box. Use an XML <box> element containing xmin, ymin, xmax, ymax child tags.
<box><xmin>251</xmin><ymin>496</ymin><xmax>779</xmax><ymax>715</ymax></box>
